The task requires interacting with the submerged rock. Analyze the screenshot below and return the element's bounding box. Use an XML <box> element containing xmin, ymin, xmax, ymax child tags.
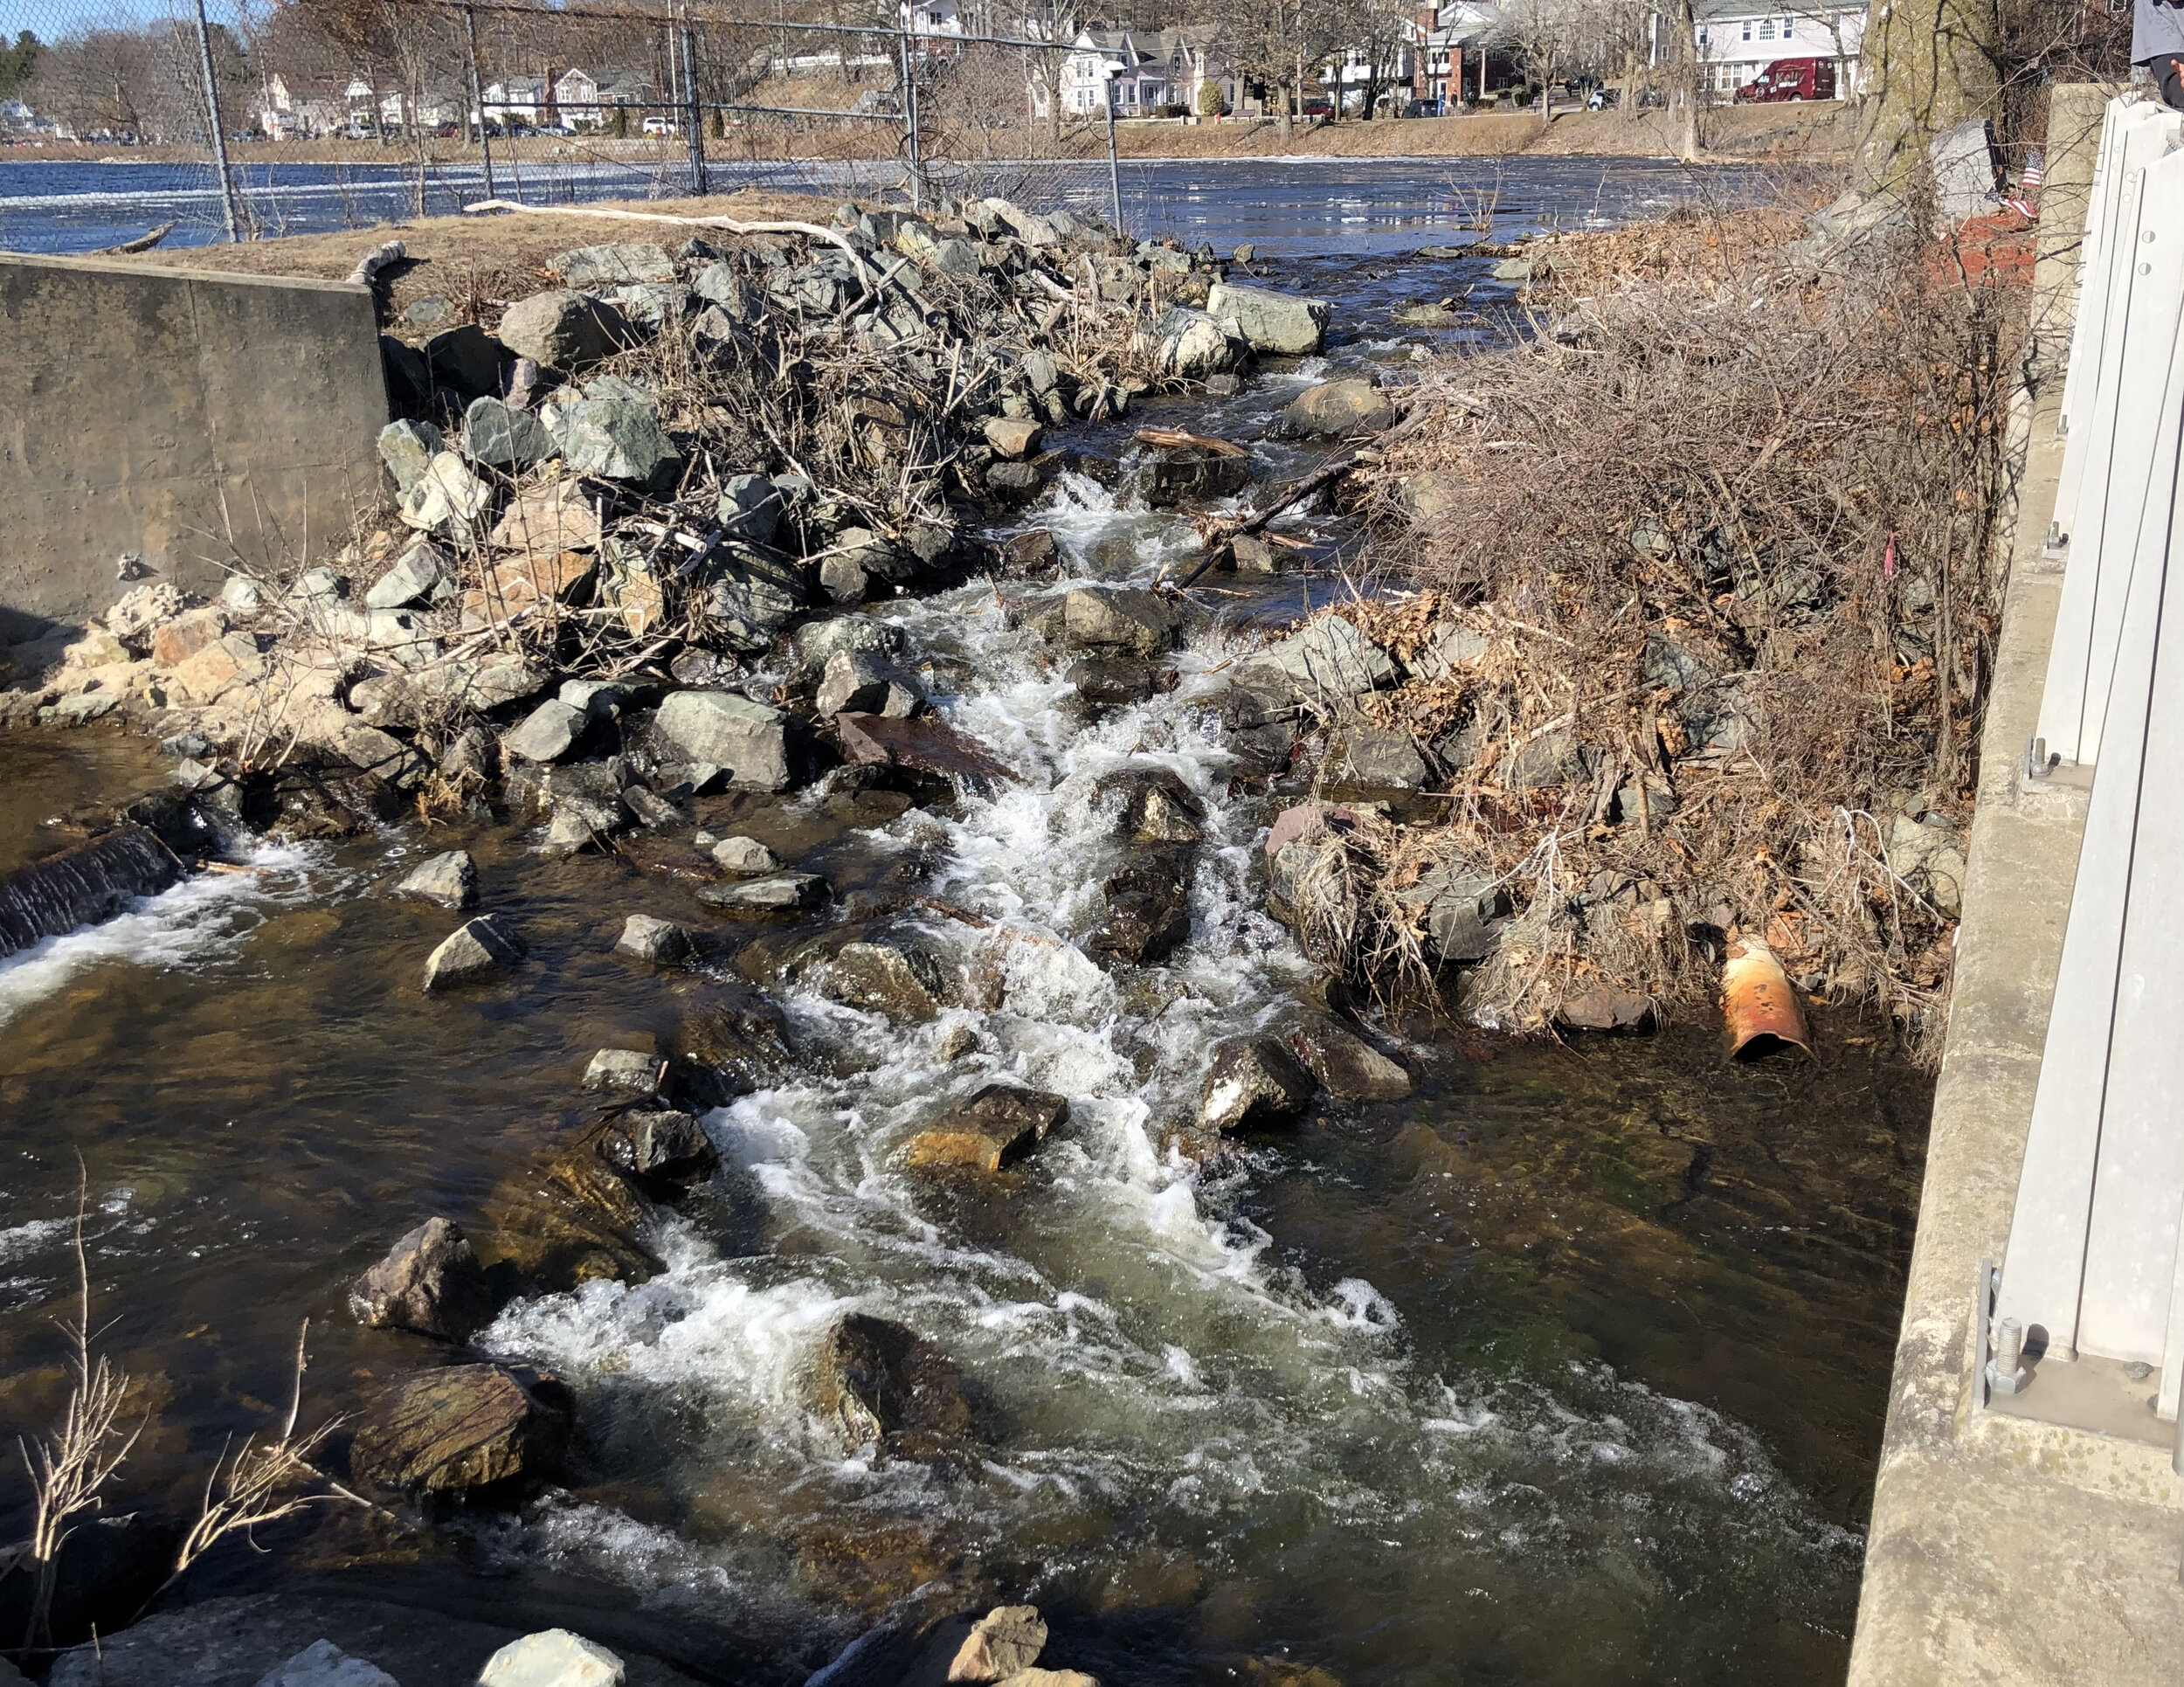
<box><xmin>1555</xmin><ymin>985</ymin><xmax>1657</xmax><ymax>1033</ymax></box>
<box><xmin>901</xmin><ymin>1085</ymin><xmax>1068</xmax><ymax>1172</ymax></box>
<box><xmin>348</xmin><ymin>1216</ymin><xmax>497</xmax><ymax>1341</ymax></box>
<box><xmin>349</xmin><ymin>1363</ymin><xmax>571</xmax><ymax>1493</ymax></box>
<box><xmin>812</xmin><ymin>1313</ymin><xmax>973</xmax><ymax>1454</ymax></box>
<box><xmin>837</xmin><ymin>713</ymin><xmax>1013</xmax><ymax>792</ymax></box>
<box><xmin>1198</xmin><ymin>1035</ymin><xmax>1317</xmax><ymax>1132</ymax></box>
<box><xmin>1096</xmin><ymin>766</ymin><xmax>1206</xmax><ymax>845</ymax></box>
<box><xmin>820</xmin><ymin>938</ymin><xmax>950</xmax><ymax>1024</ymax></box>
<box><xmin>699</xmin><ymin>873</ymin><xmax>830</xmax><ymax>915</ymax></box>
<box><xmin>423</xmin><ymin>915</ymin><xmax>526</xmax><ymax>991</ymax></box>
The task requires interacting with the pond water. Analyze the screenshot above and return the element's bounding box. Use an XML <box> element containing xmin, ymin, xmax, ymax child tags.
<box><xmin>0</xmin><ymin>181</ymin><xmax>1918</xmax><ymax>1686</ymax></box>
<box><xmin>0</xmin><ymin>152</ymin><xmax>1752</xmax><ymax>258</ymax></box>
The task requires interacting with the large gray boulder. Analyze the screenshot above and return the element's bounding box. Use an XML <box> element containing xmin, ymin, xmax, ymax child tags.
<box><xmin>552</xmin><ymin>241</ymin><xmax>672</xmax><ymax>287</ymax></box>
<box><xmin>496</xmin><ymin>290</ymin><xmax>630</xmax><ymax>371</ymax></box>
<box><xmin>1153</xmin><ymin>308</ymin><xmax>1245</xmax><ymax>379</ymax></box>
<box><xmin>653</xmin><ymin>691</ymin><xmax>791</xmax><ymax>791</ymax></box>
<box><xmin>794</xmin><ymin>615</ymin><xmax>909</xmax><ymax>674</ymax></box>
<box><xmin>501</xmin><ymin>698</ymin><xmax>588</xmax><ymax>764</ymax></box>
<box><xmin>546</xmin><ymin>377</ymin><xmax>676</xmax><ymax>487</ymax></box>
<box><xmin>1282</xmin><ymin>378</ymin><xmax>1396</xmax><ymax>440</ymax></box>
<box><xmin>1252</xmin><ymin>615</ymin><xmax>1397</xmax><ymax>695</ymax></box>
<box><xmin>463</xmin><ymin>397</ymin><xmax>558</xmax><ymax>472</ymax></box>
<box><xmin>1206</xmin><ymin>280</ymin><xmax>1330</xmax><ymax>355</ymax></box>
<box><xmin>364</xmin><ymin>542</ymin><xmax>447</xmax><ymax>611</ymax></box>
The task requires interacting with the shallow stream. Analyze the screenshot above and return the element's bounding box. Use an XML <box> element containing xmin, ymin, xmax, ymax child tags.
<box><xmin>0</xmin><ymin>175</ymin><xmax>1923</xmax><ymax>1685</ymax></box>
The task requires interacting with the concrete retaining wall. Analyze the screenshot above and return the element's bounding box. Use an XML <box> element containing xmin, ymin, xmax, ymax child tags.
<box><xmin>0</xmin><ymin>253</ymin><xmax>388</xmax><ymax>630</ymax></box>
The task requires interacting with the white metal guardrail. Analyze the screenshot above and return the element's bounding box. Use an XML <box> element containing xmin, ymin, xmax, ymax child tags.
<box><xmin>1994</xmin><ymin>100</ymin><xmax>2184</xmax><ymax>1443</ymax></box>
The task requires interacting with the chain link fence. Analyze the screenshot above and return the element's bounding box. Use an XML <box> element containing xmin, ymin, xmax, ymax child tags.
<box><xmin>0</xmin><ymin>0</ymin><xmax>1137</xmax><ymax>255</ymax></box>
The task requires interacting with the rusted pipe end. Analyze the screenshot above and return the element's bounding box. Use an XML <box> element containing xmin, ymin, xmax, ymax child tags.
<box><xmin>1722</xmin><ymin>937</ymin><xmax>1814</xmax><ymax>1061</ymax></box>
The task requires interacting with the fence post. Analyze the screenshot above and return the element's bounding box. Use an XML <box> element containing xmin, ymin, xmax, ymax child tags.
<box><xmin>190</xmin><ymin>0</ymin><xmax>241</xmax><ymax>241</ymax></box>
<box><xmin>899</xmin><ymin>28</ymin><xmax>923</xmax><ymax>210</ymax></box>
<box><xmin>680</xmin><ymin>17</ymin><xmax>708</xmax><ymax>196</ymax></box>
<box><xmin>464</xmin><ymin>4</ymin><xmax>495</xmax><ymax>202</ymax></box>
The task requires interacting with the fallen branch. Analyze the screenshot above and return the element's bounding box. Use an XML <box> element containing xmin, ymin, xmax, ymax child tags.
<box><xmin>345</xmin><ymin>239</ymin><xmax>406</xmax><ymax>288</ymax></box>
<box><xmin>94</xmin><ymin>221</ymin><xmax>176</xmax><ymax>255</ymax></box>
<box><xmin>1135</xmin><ymin>427</ymin><xmax>1248</xmax><ymax>458</ymax></box>
<box><xmin>1170</xmin><ymin>453</ymin><xmax>1361</xmax><ymax>589</ymax></box>
<box><xmin>460</xmin><ymin>198</ymin><xmax>874</xmax><ymax>288</ymax></box>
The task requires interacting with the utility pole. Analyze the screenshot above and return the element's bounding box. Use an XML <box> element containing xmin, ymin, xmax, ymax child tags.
<box><xmin>465</xmin><ymin>4</ymin><xmax>495</xmax><ymax>201</ymax></box>
<box><xmin>1103</xmin><ymin>62</ymin><xmax>1123</xmax><ymax>237</ymax></box>
<box><xmin>190</xmin><ymin>0</ymin><xmax>241</xmax><ymax>241</ymax></box>
<box><xmin>680</xmin><ymin>14</ymin><xmax>708</xmax><ymax>195</ymax></box>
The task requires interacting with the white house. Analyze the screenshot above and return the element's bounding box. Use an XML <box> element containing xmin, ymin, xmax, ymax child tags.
<box><xmin>1045</xmin><ymin>26</ymin><xmax>1234</xmax><ymax>118</ymax></box>
<box><xmin>480</xmin><ymin>73</ymin><xmax>548</xmax><ymax>127</ymax></box>
<box><xmin>1690</xmin><ymin>0</ymin><xmax>1863</xmax><ymax>96</ymax></box>
<box><xmin>253</xmin><ymin>73</ymin><xmax>342</xmax><ymax>138</ymax></box>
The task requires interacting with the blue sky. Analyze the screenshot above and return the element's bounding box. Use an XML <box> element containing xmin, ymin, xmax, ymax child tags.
<box><xmin>10</xmin><ymin>0</ymin><xmax>252</xmax><ymax>39</ymax></box>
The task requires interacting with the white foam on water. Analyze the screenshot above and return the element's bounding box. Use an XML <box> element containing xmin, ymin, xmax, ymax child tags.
<box><xmin>0</xmin><ymin>840</ymin><xmax>328</xmax><ymax>1029</ymax></box>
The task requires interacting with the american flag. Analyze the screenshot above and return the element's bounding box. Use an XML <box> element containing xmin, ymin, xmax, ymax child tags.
<box><xmin>2022</xmin><ymin>149</ymin><xmax>2047</xmax><ymax>190</ymax></box>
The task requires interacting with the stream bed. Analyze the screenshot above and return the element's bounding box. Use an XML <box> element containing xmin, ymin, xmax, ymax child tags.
<box><xmin>0</xmin><ymin>173</ymin><xmax>1923</xmax><ymax>1686</ymax></box>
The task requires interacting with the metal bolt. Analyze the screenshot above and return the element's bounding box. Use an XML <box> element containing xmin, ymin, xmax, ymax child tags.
<box><xmin>1988</xmin><ymin>1316</ymin><xmax>2028</xmax><ymax>1395</ymax></box>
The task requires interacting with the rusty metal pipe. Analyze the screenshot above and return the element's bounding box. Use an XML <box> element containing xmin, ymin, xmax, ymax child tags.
<box><xmin>1722</xmin><ymin>937</ymin><xmax>1814</xmax><ymax>1061</ymax></box>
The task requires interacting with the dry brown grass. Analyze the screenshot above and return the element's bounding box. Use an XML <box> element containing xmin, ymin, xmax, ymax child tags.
<box><xmin>1309</xmin><ymin>203</ymin><xmax>2021</xmax><ymax>1058</ymax></box>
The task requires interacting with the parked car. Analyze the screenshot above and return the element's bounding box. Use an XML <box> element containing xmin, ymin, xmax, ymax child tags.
<box><xmin>1587</xmin><ymin>85</ymin><xmax>1621</xmax><ymax>109</ymax></box>
<box><xmin>434</xmin><ymin>121</ymin><xmax>460</xmax><ymax>137</ymax></box>
<box><xmin>1405</xmin><ymin>98</ymin><xmax>1442</xmax><ymax>117</ymax></box>
<box><xmin>1734</xmin><ymin>57</ymin><xmax>1835</xmax><ymax>102</ymax></box>
<box><xmin>641</xmin><ymin>114</ymin><xmax>679</xmax><ymax>135</ymax></box>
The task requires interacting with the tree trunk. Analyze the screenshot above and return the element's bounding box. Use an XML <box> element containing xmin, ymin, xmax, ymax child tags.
<box><xmin>1851</xmin><ymin>0</ymin><xmax>2003</xmax><ymax>194</ymax></box>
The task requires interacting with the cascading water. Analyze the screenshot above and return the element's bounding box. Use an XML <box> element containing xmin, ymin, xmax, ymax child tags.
<box><xmin>472</xmin><ymin>444</ymin><xmax>1863</xmax><ymax>1685</ymax></box>
<box><xmin>0</xmin><ymin>826</ymin><xmax>184</xmax><ymax>958</ymax></box>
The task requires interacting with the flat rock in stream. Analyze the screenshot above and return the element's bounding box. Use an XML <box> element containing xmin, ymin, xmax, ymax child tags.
<box><xmin>479</xmin><ymin>1630</ymin><xmax>626</xmax><ymax>1687</ymax></box>
<box><xmin>1061</xmin><ymin>587</ymin><xmax>1178</xmax><ymax>657</ymax></box>
<box><xmin>349</xmin><ymin>1363</ymin><xmax>572</xmax><ymax>1494</ymax></box>
<box><xmin>1066</xmin><ymin>656</ymin><xmax>1162</xmax><ymax>711</ymax></box>
<box><xmin>698</xmin><ymin>873</ymin><xmax>830</xmax><ymax>916</ymax></box>
<box><xmin>1205</xmin><ymin>280</ymin><xmax>1330</xmax><ymax>355</ymax></box>
<box><xmin>483</xmin><ymin>1128</ymin><xmax>660</xmax><ymax>1289</ymax></box>
<box><xmin>816</xmin><ymin>647</ymin><xmax>924</xmax><ymax>719</ymax></box>
<box><xmin>812</xmin><ymin>1313</ymin><xmax>973</xmax><ymax>1454</ymax></box>
<box><xmin>901</xmin><ymin>1085</ymin><xmax>1068</xmax><ymax>1172</ymax></box>
<box><xmin>349</xmin><ymin>1217</ymin><xmax>498</xmax><ymax>1340</ymax></box>
<box><xmin>423</xmin><ymin>915</ymin><xmax>526</xmax><ymax>991</ymax></box>
<box><xmin>1198</xmin><ymin>1035</ymin><xmax>1317</xmax><ymax>1132</ymax></box>
<box><xmin>837</xmin><ymin>713</ymin><xmax>1013</xmax><ymax>792</ymax></box>
<box><xmin>673</xmin><ymin>982</ymin><xmax>794</xmax><ymax>1092</ymax></box>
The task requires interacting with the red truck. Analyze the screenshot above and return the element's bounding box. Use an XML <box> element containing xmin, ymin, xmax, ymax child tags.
<box><xmin>1734</xmin><ymin>57</ymin><xmax>1836</xmax><ymax>102</ymax></box>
